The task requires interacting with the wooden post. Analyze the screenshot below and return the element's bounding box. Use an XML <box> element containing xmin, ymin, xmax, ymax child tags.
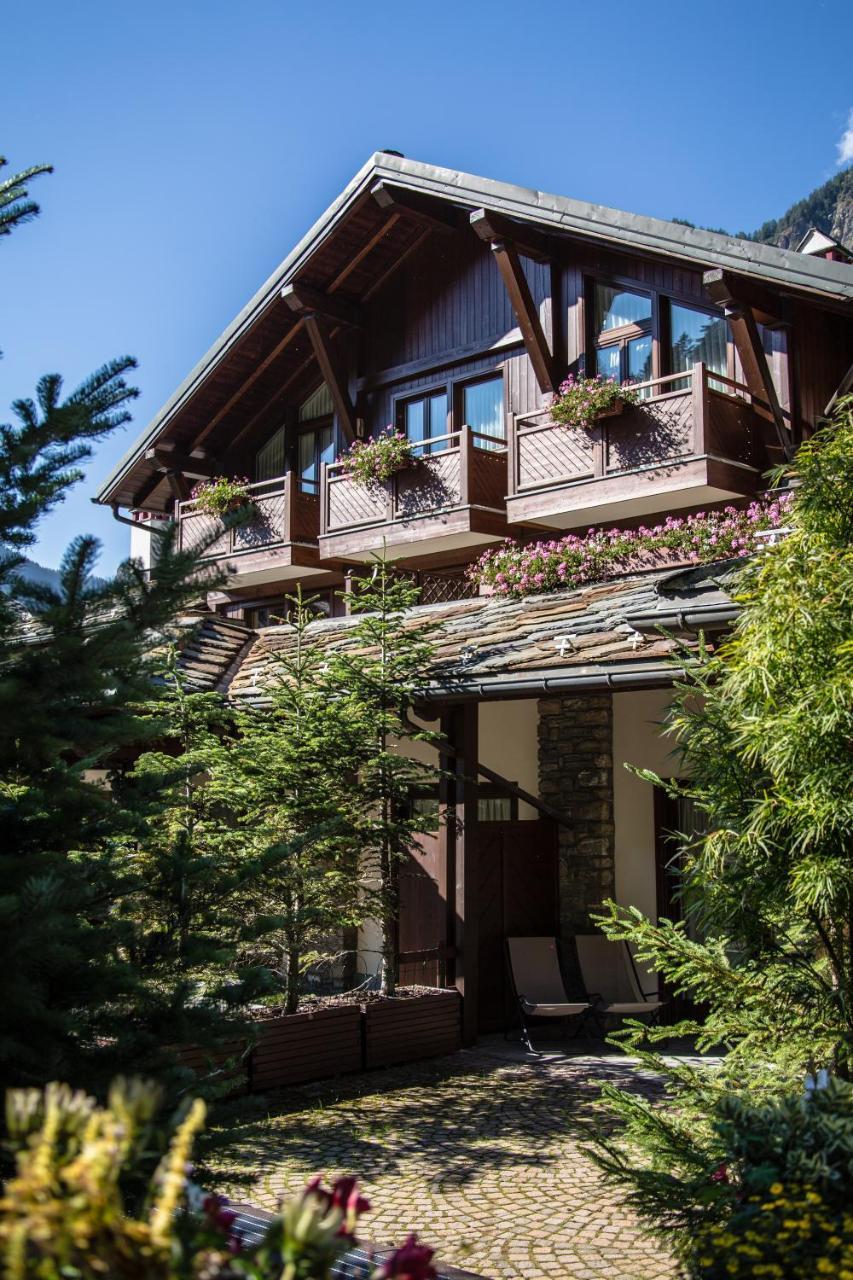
<box><xmin>459</xmin><ymin>424</ymin><xmax>473</xmax><ymax>505</ymax></box>
<box><xmin>691</xmin><ymin>362</ymin><xmax>708</xmax><ymax>454</ymax></box>
<box><xmin>447</xmin><ymin>702</ymin><xmax>479</xmax><ymax>1046</ymax></box>
<box><xmin>507</xmin><ymin>413</ymin><xmax>518</xmax><ymax>498</ymax></box>
<box><xmin>489</xmin><ymin>239</ymin><xmax>558</xmax><ymax>394</ymax></box>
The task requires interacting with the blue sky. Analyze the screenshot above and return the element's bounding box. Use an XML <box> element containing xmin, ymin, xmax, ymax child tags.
<box><xmin>3</xmin><ymin>0</ymin><xmax>851</xmax><ymax>572</ymax></box>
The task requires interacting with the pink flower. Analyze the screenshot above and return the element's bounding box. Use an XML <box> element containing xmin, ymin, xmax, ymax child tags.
<box><xmin>378</xmin><ymin>1234</ymin><xmax>437</xmax><ymax>1279</ymax></box>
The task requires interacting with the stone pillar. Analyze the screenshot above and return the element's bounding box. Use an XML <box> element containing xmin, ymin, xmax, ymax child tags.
<box><xmin>537</xmin><ymin>694</ymin><xmax>615</xmax><ymax>938</ymax></box>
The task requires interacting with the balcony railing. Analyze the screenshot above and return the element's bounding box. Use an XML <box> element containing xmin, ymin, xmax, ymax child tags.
<box><xmin>177</xmin><ymin>473</ymin><xmax>320</xmax><ymax>563</ymax></box>
<box><xmin>506</xmin><ymin>362</ymin><xmax>764</xmax><ymax>527</ymax></box>
<box><xmin>319</xmin><ymin>426</ymin><xmax>509</xmax><ymax>558</ymax></box>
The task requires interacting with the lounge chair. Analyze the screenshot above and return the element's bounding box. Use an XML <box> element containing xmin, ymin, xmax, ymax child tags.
<box><xmin>574</xmin><ymin>933</ymin><xmax>665</xmax><ymax>1032</ymax></box>
<box><xmin>506</xmin><ymin>936</ymin><xmax>590</xmax><ymax>1054</ymax></box>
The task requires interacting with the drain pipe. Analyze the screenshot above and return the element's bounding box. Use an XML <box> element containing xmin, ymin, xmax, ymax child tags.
<box><xmin>99</xmin><ymin>500</ymin><xmax>171</xmax><ymax>538</ymax></box>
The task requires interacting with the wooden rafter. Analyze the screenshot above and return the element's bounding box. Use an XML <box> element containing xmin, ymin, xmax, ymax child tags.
<box><xmin>824</xmin><ymin>359</ymin><xmax>853</xmax><ymax>417</ymax></box>
<box><xmin>362</xmin><ymin>226</ymin><xmax>432</xmax><ymax>302</ymax></box>
<box><xmin>194</xmin><ymin>318</ymin><xmax>305</xmax><ymax>447</ymax></box>
<box><xmin>370</xmin><ymin>180</ymin><xmax>461</xmax><ymax>232</ymax></box>
<box><xmin>488</xmin><ymin>236</ymin><xmax>558</xmax><ymax>393</ymax></box>
<box><xmin>281</xmin><ymin>282</ymin><xmax>364</xmax><ymax>329</ymax></box>
<box><xmin>302</xmin><ymin>312</ymin><xmax>356</xmax><ymax>441</ymax></box>
<box><xmin>131</xmin><ymin>469</ymin><xmax>167</xmax><ymax>511</ymax></box>
<box><xmin>164</xmin><ymin>470</ymin><xmax>190</xmax><ymax>502</ymax></box>
<box><xmin>326</xmin><ymin>212</ymin><xmax>401</xmax><ymax>293</ymax></box>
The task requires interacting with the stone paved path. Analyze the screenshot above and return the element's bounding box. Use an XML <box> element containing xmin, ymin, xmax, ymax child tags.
<box><xmin>204</xmin><ymin>1044</ymin><xmax>678</xmax><ymax>1280</ymax></box>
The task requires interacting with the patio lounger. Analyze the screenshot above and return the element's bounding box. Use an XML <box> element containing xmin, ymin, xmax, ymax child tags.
<box><xmin>506</xmin><ymin>936</ymin><xmax>590</xmax><ymax>1053</ymax></box>
<box><xmin>574</xmin><ymin>934</ymin><xmax>666</xmax><ymax>1032</ymax></box>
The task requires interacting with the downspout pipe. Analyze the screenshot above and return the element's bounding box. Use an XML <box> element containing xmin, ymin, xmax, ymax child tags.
<box><xmin>97</xmin><ymin>499</ymin><xmax>171</xmax><ymax>538</ymax></box>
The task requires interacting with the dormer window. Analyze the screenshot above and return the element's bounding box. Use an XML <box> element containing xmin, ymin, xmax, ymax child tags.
<box><xmin>592</xmin><ymin>283</ymin><xmax>653</xmax><ymax>388</ymax></box>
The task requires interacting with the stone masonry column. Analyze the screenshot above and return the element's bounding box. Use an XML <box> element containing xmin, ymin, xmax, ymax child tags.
<box><xmin>537</xmin><ymin>695</ymin><xmax>615</xmax><ymax>938</ymax></box>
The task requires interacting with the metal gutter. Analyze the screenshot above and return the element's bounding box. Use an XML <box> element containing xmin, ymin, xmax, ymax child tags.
<box><xmin>623</xmin><ymin>602</ymin><xmax>740</xmax><ymax>631</ymax></box>
<box><xmin>419</xmin><ymin>661</ymin><xmax>690</xmax><ymax>703</ymax></box>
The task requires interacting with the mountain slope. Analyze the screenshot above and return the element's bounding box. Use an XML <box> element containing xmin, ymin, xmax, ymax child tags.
<box><xmin>749</xmin><ymin>167</ymin><xmax>853</xmax><ymax>250</ymax></box>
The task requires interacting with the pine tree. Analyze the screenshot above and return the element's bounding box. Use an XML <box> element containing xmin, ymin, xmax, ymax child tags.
<box><xmin>0</xmin><ymin>157</ymin><xmax>215</xmax><ymax>1090</ymax></box>
<box><xmin>225</xmin><ymin>589</ymin><xmax>364</xmax><ymax>1013</ymax></box>
<box><xmin>325</xmin><ymin>557</ymin><xmax>442</xmax><ymax>995</ymax></box>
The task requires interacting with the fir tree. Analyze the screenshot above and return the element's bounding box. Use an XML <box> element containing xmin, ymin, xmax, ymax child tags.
<box><xmin>226</xmin><ymin>589</ymin><xmax>364</xmax><ymax>1013</ymax></box>
<box><xmin>325</xmin><ymin>557</ymin><xmax>442</xmax><ymax>995</ymax></box>
<box><xmin>0</xmin><ymin>156</ymin><xmax>214</xmax><ymax>1090</ymax></box>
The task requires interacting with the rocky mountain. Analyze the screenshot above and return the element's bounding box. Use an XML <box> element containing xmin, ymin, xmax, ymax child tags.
<box><xmin>748</xmin><ymin>167</ymin><xmax>853</xmax><ymax>250</ymax></box>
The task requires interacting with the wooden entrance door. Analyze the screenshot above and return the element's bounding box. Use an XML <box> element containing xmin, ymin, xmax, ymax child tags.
<box><xmin>476</xmin><ymin>820</ymin><xmax>558</xmax><ymax>1033</ymax></box>
<box><xmin>397</xmin><ymin>822</ymin><xmax>442</xmax><ymax>987</ymax></box>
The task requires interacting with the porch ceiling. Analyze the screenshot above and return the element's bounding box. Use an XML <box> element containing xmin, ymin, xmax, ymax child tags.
<box><xmin>213</xmin><ymin>559</ymin><xmax>740</xmax><ymax>705</ymax></box>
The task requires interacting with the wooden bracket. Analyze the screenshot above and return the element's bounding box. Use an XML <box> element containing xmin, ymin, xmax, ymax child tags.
<box><xmin>488</xmin><ymin>236</ymin><xmax>559</xmax><ymax>393</ymax></box>
<box><xmin>370</xmin><ymin>180</ymin><xmax>462</xmax><ymax>232</ymax></box>
<box><xmin>164</xmin><ymin>469</ymin><xmax>191</xmax><ymax>502</ymax></box>
<box><xmin>723</xmin><ymin>299</ymin><xmax>793</xmax><ymax>459</ymax></box>
<box><xmin>131</xmin><ymin>469</ymin><xmax>167</xmax><ymax>511</ymax></box>
<box><xmin>302</xmin><ymin>312</ymin><xmax>356</xmax><ymax>442</ymax></box>
<box><xmin>470</xmin><ymin>207</ymin><xmax>555</xmax><ymax>264</ymax></box>
<box><xmin>145</xmin><ymin>446</ymin><xmax>216</xmax><ymax>479</ymax></box>
<box><xmin>281</xmin><ymin>282</ymin><xmax>364</xmax><ymax>329</ymax></box>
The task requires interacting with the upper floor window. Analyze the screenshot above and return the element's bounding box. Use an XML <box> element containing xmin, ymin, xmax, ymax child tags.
<box><xmin>401</xmin><ymin>390</ymin><xmax>448</xmax><ymax>456</ymax></box>
<box><xmin>593</xmin><ymin>284</ymin><xmax>653</xmax><ymax>390</ymax></box>
<box><xmin>461</xmin><ymin>376</ymin><xmax>505</xmax><ymax>448</ymax></box>
<box><xmin>299</xmin><ymin>383</ymin><xmax>334</xmax><ymax>421</ymax></box>
<box><xmin>669</xmin><ymin>303</ymin><xmax>728</xmax><ymax>383</ymax></box>
<box><xmin>298</xmin><ymin>423</ymin><xmax>335</xmax><ymax>494</ymax></box>
<box><xmin>256</xmin><ymin>426</ymin><xmax>286</xmax><ymax>482</ymax></box>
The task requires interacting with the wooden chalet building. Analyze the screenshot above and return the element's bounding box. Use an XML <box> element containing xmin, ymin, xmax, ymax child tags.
<box><xmin>97</xmin><ymin>153</ymin><xmax>853</xmax><ymax>1042</ymax></box>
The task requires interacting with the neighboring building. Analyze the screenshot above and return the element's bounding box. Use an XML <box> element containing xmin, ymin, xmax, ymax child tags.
<box><xmin>96</xmin><ymin>154</ymin><xmax>853</xmax><ymax>1041</ymax></box>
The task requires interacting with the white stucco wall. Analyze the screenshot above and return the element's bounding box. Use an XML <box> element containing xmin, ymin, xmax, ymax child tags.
<box><xmin>478</xmin><ymin>699</ymin><xmax>540</xmax><ymax>819</ymax></box>
<box><xmin>612</xmin><ymin>688</ymin><xmax>681</xmax><ymax>921</ymax></box>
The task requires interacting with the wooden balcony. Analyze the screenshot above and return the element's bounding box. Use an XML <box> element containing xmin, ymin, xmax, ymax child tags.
<box><xmin>177</xmin><ymin>473</ymin><xmax>327</xmax><ymax>587</ymax></box>
<box><xmin>506</xmin><ymin>363</ymin><xmax>766</xmax><ymax>529</ymax></box>
<box><xmin>319</xmin><ymin>427</ymin><xmax>510</xmax><ymax>562</ymax></box>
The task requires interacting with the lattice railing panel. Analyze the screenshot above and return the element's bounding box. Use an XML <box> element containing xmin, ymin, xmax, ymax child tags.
<box><xmin>233</xmin><ymin>492</ymin><xmax>285</xmax><ymax>550</ymax></box>
<box><xmin>327</xmin><ymin>475</ymin><xmax>387</xmax><ymax>530</ymax></box>
<box><xmin>178</xmin><ymin>510</ymin><xmax>230</xmax><ymax>558</ymax></box>
<box><xmin>606</xmin><ymin>393</ymin><xmax>693</xmax><ymax>473</ymax></box>
<box><xmin>395</xmin><ymin>451</ymin><xmax>462</xmax><ymax>518</ymax></box>
<box><xmin>517</xmin><ymin>425</ymin><xmax>594</xmax><ymax>490</ymax></box>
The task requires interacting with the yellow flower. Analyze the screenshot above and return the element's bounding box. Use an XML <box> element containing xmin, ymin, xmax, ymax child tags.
<box><xmin>817</xmin><ymin>1261</ymin><xmax>834</xmax><ymax>1274</ymax></box>
<box><xmin>769</xmin><ymin>1182</ymin><xmax>784</xmax><ymax>1196</ymax></box>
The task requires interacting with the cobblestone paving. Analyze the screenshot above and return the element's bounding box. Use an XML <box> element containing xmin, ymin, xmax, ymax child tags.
<box><xmin>204</xmin><ymin>1045</ymin><xmax>678</xmax><ymax>1280</ymax></box>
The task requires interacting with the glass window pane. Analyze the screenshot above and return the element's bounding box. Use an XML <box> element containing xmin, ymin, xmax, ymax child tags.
<box><xmin>318</xmin><ymin>425</ymin><xmax>336</xmax><ymax>468</ymax></box>
<box><xmin>428</xmin><ymin>391</ymin><xmax>448</xmax><ymax>440</ymax></box>
<box><xmin>627</xmin><ymin>334</ymin><xmax>652</xmax><ymax>386</ymax></box>
<box><xmin>478</xmin><ymin>796</ymin><xmax>512</xmax><ymax>822</ymax></box>
<box><xmin>463</xmin><ymin>377</ymin><xmax>504</xmax><ymax>450</ymax></box>
<box><xmin>594</xmin><ymin>284</ymin><xmax>652</xmax><ymax>333</ymax></box>
<box><xmin>670</xmin><ymin>304</ymin><xmax>728</xmax><ymax>380</ymax></box>
<box><xmin>256</xmin><ymin>426</ymin><xmax>285</xmax><ymax>481</ymax></box>
<box><xmin>596</xmin><ymin>345</ymin><xmax>621</xmax><ymax>382</ymax></box>
<box><xmin>299</xmin><ymin>431</ymin><xmax>317</xmax><ymax>492</ymax></box>
<box><xmin>298</xmin><ymin>383</ymin><xmax>334</xmax><ymax>422</ymax></box>
<box><xmin>405</xmin><ymin>399</ymin><xmax>426</xmax><ymax>445</ymax></box>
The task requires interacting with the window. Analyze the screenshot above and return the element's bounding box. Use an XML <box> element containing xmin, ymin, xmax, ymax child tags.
<box><xmin>298</xmin><ymin>383</ymin><xmax>334</xmax><ymax>421</ymax></box>
<box><xmin>592</xmin><ymin>283</ymin><xmax>653</xmax><ymax>392</ymax></box>
<box><xmin>402</xmin><ymin>390</ymin><xmax>448</xmax><ymax>455</ymax></box>
<box><xmin>669</xmin><ymin>303</ymin><xmax>729</xmax><ymax>383</ymax></box>
<box><xmin>255</xmin><ymin>426</ymin><xmax>286</xmax><ymax>482</ymax></box>
<box><xmin>298</xmin><ymin>424</ymin><xmax>335</xmax><ymax>494</ymax></box>
<box><xmin>462</xmin><ymin>376</ymin><xmax>505</xmax><ymax>448</ymax></box>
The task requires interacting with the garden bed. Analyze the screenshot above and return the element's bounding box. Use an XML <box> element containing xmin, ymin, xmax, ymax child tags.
<box><xmin>250</xmin><ymin>1004</ymin><xmax>362</xmax><ymax>1090</ymax></box>
<box><xmin>363</xmin><ymin>987</ymin><xmax>461</xmax><ymax>1069</ymax></box>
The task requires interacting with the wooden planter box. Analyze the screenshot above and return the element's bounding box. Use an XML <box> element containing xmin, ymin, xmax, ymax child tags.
<box><xmin>173</xmin><ymin>1037</ymin><xmax>248</xmax><ymax>1098</ymax></box>
<box><xmin>249</xmin><ymin>1004</ymin><xmax>362</xmax><ymax>1091</ymax></box>
<box><xmin>363</xmin><ymin>988</ymin><xmax>461</xmax><ymax>1070</ymax></box>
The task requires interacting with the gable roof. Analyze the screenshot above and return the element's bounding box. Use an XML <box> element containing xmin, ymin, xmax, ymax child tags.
<box><xmin>217</xmin><ymin>559</ymin><xmax>740</xmax><ymax>707</ymax></box>
<box><xmin>96</xmin><ymin>152</ymin><xmax>853</xmax><ymax>510</ymax></box>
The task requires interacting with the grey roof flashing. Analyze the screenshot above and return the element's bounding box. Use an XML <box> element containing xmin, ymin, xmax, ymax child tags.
<box><xmin>96</xmin><ymin>151</ymin><xmax>853</xmax><ymax>504</ymax></box>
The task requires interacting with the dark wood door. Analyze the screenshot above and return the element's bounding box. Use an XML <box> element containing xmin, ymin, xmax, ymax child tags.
<box><xmin>398</xmin><ymin>826</ymin><xmax>442</xmax><ymax>986</ymax></box>
<box><xmin>476</xmin><ymin>820</ymin><xmax>558</xmax><ymax>1033</ymax></box>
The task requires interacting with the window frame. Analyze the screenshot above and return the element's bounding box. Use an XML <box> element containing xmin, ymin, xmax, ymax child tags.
<box><xmin>295</xmin><ymin>413</ymin><xmax>336</xmax><ymax>495</ymax></box>
<box><xmin>391</xmin><ymin>367</ymin><xmax>508</xmax><ymax>453</ymax></box>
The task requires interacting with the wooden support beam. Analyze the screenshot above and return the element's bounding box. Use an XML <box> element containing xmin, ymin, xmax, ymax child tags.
<box><xmin>164</xmin><ymin>469</ymin><xmax>191</xmax><ymax>502</ymax></box>
<box><xmin>281</xmin><ymin>282</ymin><xmax>364</xmax><ymax>329</ymax></box>
<box><xmin>703</xmin><ymin>268</ymin><xmax>786</xmax><ymax>328</ymax></box>
<box><xmin>370</xmin><ymin>180</ymin><xmax>462</xmax><ymax>232</ymax></box>
<box><xmin>131</xmin><ymin>469</ymin><xmax>167</xmax><ymax>511</ymax></box>
<box><xmin>302</xmin><ymin>312</ymin><xmax>356</xmax><ymax>442</ymax></box>
<box><xmin>726</xmin><ymin>301</ymin><xmax>794</xmax><ymax>459</ymax></box>
<box><xmin>824</xmin><ymin>358</ymin><xmax>853</xmax><ymax>417</ymax></box>
<box><xmin>489</xmin><ymin>238</ymin><xmax>559</xmax><ymax>393</ymax></box>
<box><xmin>145</xmin><ymin>447</ymin><xmax>216</xmax><ymax>479</ymax></box>
<box><xmin>469</xmin><ymin>207</ymin><xmax>555</xmax><ymax>264</ymax></box>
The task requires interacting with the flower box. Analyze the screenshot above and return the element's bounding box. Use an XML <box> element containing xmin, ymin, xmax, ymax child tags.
<box><xmin>249</xmin><ymin>1004</ymin><xmax>363</xmax><ymax>1091</ymax></box>
<box><xmin>363</xmin><ymin>988</ymin><xmax>461</xmax><ymax>1070</ymax></box>
<box><xmin>595</xmin><ymin>398</ymin><xmax>625</xmax><ymax>419</ymax></box>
